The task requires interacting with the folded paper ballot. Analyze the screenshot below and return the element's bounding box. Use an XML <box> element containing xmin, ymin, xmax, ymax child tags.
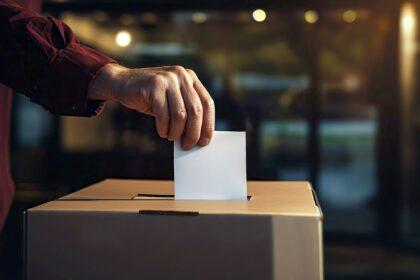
<box><xmin>174</xmin><ymin>131</ymin><xmax>247</xmax><ymax>200</ymax></box>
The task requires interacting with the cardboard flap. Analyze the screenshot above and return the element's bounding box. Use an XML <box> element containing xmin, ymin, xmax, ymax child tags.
<box><xmin>59</xmin><ymin>179</ymin><xmax>173</xmax><ymax>200</ymax></box>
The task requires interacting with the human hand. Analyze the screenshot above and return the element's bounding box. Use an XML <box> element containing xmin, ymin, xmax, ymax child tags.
<box><xmin>88</xmin><ymin>64</ymin><xmax>215</xmax><ymax>150</ymax></box>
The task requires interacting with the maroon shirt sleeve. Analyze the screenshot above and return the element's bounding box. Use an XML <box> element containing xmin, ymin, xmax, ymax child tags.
<box><xmin>0</xmin><ymin>0</ymin><xmax>116</xmax><ymax>116</ymax></box>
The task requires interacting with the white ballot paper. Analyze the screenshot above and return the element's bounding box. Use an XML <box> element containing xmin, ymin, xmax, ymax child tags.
<box><xmin>174</xmin><ymin>131</ymin><xmax>247</xmax><ymax>200</ymax></box>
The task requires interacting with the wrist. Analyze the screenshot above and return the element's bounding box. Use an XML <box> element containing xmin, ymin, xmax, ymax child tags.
<box><xmin>87</xmin><ymin>63</ymin><xmax>128</xmax><ymax>101</ymax></box>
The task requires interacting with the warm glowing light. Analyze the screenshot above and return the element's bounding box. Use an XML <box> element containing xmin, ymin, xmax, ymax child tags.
<box><xmin>115</xmin><ymin>30</ymin><xmax>132</xmax><ymax>47</ymax></box>
<box><xmin>402</xmin><ymin>6</ymin><xmax>416</xmax><ymax>32</ymax></box>
<box><xmin>343</xmin><ymin>74</ymin><xmax>361</xmax><ymax>91</ymax></box>
<box><xmin>343</xmin><ymin>10</ymin><xmax>357</xmax><ymax>23</ymax></box>
<box><xmin>400</xmin><ymin>3</ymin><xmax>418</xmax><ymax>194</ymax></box>
<box><xmin>192</xmin><ymin>12</ymin><xmax>207</xmax><ymax>24</ymax></box>
<box><xmin>252</xmin><ymin>9</ymin><xmax>267</xmax><ymax>22</ymax></box>
<box><xmin>304</xmin><ymin>10</ymin><xmax>318</xmax><ymax>24</ymax></box>
<box><xmin>400</xmin><ymin>3</ymin><xmax>417</xmax><ymax>93</ymax></box>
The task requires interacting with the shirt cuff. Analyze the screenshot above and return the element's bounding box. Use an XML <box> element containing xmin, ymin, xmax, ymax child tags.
<box><xmin>31</xmin><ymin>42</ymin><xmax>116</xmax><ymax>117</ymax></box>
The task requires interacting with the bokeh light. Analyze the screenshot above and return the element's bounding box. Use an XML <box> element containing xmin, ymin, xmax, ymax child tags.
<box><xmin>115</xmin><ymin>30</ymin><xmax>132</xmax><ymax>47</ymax></box>
<box><xmin>343</xmin><ymin>10</ymin><xmax>357</xmax><ymax>23</ymax></box>
<box><xmin>192</xmin><ymin>12</ymin><xmax>207</xmax><ymax>24</ymax></box>
<box><xmin>304</xmin><ymin>10</ymin><xmax>319</xmax><ymax>24</ymax></box>
<box><xmin>253</xmin><ymin>9</ymin><xmax>267</xmax><ymax>22</ymax></box>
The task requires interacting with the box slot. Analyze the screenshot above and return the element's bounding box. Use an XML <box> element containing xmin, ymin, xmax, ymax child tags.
<box><xmin>133</xmin><ymin>194</ymin><xmax>175</xmax><ymax>200</ymax></box>
<box><xmin>133</xmin><ymin>194</ymin><xmax>253</xmax><ymax>201</ymax></box>
<box><xmin>139</xmin><ymin>210</ymin><xmax>199</xmax><ymax>216</ymax></box>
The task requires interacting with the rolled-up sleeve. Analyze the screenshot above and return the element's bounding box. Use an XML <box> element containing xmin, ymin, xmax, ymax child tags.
<box><xmin>0</xmin><ymin>0</ymin><xmax>115</xmax><ymax>116</ymax></box>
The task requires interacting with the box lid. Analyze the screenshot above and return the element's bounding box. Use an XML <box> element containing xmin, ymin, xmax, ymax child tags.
<box><xmin>28</xmin><ymin>179</ymin><xmax>321</xmax><ymax>217</ymax></box>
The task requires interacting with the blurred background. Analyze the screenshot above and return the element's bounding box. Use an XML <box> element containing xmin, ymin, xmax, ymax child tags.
<box><xmin>2</xmin><ymin>0</ymin><xmax>420</xmax><ymax>279</ymax></box>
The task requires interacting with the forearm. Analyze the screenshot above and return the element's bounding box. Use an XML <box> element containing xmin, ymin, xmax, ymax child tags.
<box><xmin>0</xmin><ymin>0</ymin><xmax>115</xmax><ymax>116</ymax></box>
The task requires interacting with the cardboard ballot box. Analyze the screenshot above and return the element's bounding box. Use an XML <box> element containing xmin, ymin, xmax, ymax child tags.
<box><xmin>24</xmin><ymin>179</ymin><xmax>323</xmax><ymax>280</ymax></box>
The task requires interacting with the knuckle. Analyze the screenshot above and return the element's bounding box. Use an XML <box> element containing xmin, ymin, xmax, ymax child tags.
<box><xmin>202</xmin><ymin>97</ymin><xmax>215</xmax><ymax>111</ymax></box>
<box><xmin>186</xmin><ymin>68</ymin><xmax>196</xmax><ymax>77</ymax></box>
<box><xmin>172</xmin><ymin>65</ymin><xmax>185</xmax><ymax>74</ymax></box>
<box><xmin>170</xmin><ymin>66</ymin><xmax>189</xmax><ymax>82</ymax></box>
<box><xmin>150</xmin><ymin>74</ymin><xmax>165</xmax><ymax>88</ymax></box>
<box><xmin>166</xmin><ymin>71</ymin><xmax>178</xmax><ymax>83</ymax></box>
<box><xmin>189</xmin><ymin>104</ymin><xmax>203</xmax><ymax>117</ymax></box>
<box><xmin>173</xmin><ymin>109</ymin><xmax>187</xmax><ymax>122</ymax></box>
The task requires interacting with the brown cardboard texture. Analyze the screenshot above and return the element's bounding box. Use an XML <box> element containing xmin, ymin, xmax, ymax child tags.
<box><xmin>24</xmin><ymin>179</ymin><xmax>323</xmax><ymax>280</ymax></box>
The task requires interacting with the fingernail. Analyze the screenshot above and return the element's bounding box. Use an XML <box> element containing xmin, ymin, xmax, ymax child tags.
<box><xmin>198</xmin><ymin>137</ymin><xmax>210</xmax><ymax>147</ymax></box>
<box><xmin>182</xmin><ymin>143</ymin><xmax>192</xmax><ymax>150</ymax></box>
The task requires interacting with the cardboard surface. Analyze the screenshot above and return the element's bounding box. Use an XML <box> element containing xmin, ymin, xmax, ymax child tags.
<box><xmin>25</xmin><ymin>179</ymin><xmax>323</xmax><ymax>280</ymax></box>
<box><xmin>32</xmin><ymin>179</ymin><xmax>321</xmax><ymax>216</ymax></box>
